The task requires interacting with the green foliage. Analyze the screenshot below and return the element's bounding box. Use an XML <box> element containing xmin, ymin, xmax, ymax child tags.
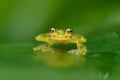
<box><xmin>0</xmin><ymin>0</ymin><xmax>120</xmax><ymax>80</ymax></box>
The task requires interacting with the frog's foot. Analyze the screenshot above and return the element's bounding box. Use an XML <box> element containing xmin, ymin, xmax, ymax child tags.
<box><xmin>33</xmin><ymin>45</ymin><xmax>55</xmax><ymax>52</ymax></box>
<box><xmin>68</xmin><ymin>49</ymin><xmax>87</xmax><ymax>55</ymax></box>
<box><xmin>80</xmin><ymin>48</ymin><xmax>87</xmax><ymax>55</ymax></box>
<box><xmin>33</xmin><ymin>47</ymin><xmax>41</xmax><ymax>51</ymax></box>
<box><xmin>68</xmin><ymin>49</ymin><xmax>81</xmax><ymax>55</ymax></box>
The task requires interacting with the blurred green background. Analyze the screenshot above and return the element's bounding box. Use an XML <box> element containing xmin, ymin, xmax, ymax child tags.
<box><xmin>0</xmin><ymin>0</ymin><xmax>120</xmax><ymax>80</ymax></box>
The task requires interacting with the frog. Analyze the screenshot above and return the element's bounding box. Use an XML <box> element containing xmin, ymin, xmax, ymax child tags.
<box><xmin>33</xmin><ymin>28</ymin><xmax>87</xmax><ymax>55</ymax></box>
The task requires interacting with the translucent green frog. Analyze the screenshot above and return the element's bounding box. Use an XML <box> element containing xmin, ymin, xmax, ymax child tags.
<box><xmin>33</xmin><ymin>28</ymin><xmax>87</xmax><ymax>55</ymax></box>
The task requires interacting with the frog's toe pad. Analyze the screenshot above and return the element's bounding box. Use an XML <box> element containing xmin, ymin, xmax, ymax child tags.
<box><xmin>68</xmin><ymin>49</ymin><xmax>86</xmax><ymax>55</ymax></box>
<box><xmin>34</xmin><ymin>45</ymin><xmax>55</xmax><ymax>52</ymax></box>
<box><xmin>68</xmin><ymin>49</ymin><xmax>80</xmax><ymax>54</ymax></box>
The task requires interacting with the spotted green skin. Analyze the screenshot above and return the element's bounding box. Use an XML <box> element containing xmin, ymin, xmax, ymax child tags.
<box><xmin>33</xmin><ymin>28</ymin><xmax>87</xmax><ymax>55</ymax></box>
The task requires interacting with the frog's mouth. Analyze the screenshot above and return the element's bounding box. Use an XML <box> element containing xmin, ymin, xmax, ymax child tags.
<box><xmin>51</xmin><ymin>35</ymin><xmax>71</xmax><ymax>40</ymax></box>
<box><xmin>52</xmin><ymin>38</ymin><xmax>69</xmax><ymax>40</ymax></box>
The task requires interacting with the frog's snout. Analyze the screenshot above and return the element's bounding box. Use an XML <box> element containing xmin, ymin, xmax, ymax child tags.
<box><xmin>57</xmin><ymin>32</ymin><xmax>64</xmax><ymax>35</ymax></box>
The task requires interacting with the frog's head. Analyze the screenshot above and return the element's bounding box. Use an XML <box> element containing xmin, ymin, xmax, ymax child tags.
<box><xmin>49</xmin><ymin>28</ymin><xmax>73</xmax><ymax>40</ymax></box>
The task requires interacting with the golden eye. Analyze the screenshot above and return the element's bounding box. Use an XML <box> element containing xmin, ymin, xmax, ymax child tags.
<box><xmin>49</xmin><ymin>28</ymin><xmax>55</xmax><ymax>33</ymax></box>
<box><xmin>66</xmin><ymin>28</ymin><xmax>73</xmax><ymax>34</ymax></box>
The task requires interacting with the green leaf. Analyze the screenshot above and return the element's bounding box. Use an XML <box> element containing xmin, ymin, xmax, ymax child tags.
<box><xmin>0</xmin><ymin>0</ymin><xmax>120</xmax><ymax>80</ymax></box>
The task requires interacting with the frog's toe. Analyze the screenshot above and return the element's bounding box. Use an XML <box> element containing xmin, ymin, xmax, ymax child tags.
<box><xmin>81</xmin><ymin>49</ymin><xmax>87</xmax><ymax>55</ymax></box>
<box><xmin>81</xmin><ymin>52</ymin><xmax>86</xmax><ymax>55</ymax></box>
<box><xmin>36</xmin><ymin>45</ymin><xmax>55</xmax><ymax>52</ymax></box>
<box><xmin>68</xmin><ymin>49</ymin><xmax>87</xmax><ymax>55</ymax></box>
<box><xmin>41</xmin><ymin>47</ymin><xmax>54</xmax><ymax>52</ymax></box>
<box><xmin>33</xmin><ymin>47</ymin><xmax>41</xmax><ymax>51</ymax></box>
<box><xmin>68</xmin><ymin>49</ymin><xmax>80</xmax><ymax>54</ymax></box>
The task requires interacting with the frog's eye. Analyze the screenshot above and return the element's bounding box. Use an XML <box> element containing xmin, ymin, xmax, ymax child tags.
<box><xmin>49</xmin><ymin>28</ymin><xmax>55</xmax><ymax>33</ymax></box>
<box><xmin>66</xmin><ymin>28</ymin><xmax>73</xmax><ymax>34</ymax></box>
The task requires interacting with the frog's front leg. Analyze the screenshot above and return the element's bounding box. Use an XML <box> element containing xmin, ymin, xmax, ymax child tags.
<box><xmin>33</xmin><ymin>43</ymin><xmax>52</xmax><ymax>52</ymax></box>
<box><xmin>33</xmin><ymin>41</ymin><xmax>54</xmax><ymax>52</ymax></box>
<box><xmin>76</xmin><ymin>41</ymin><xmax>87</xmax><ymax>55</ymax></box>
<box><xmin>46</xmin><ymin>42</ymin><xmax>56</xmax><ymax>52</ymax></box>
<box><xmin>46</xmin><ymin>42</ymin><xmax>53</xmax><ymax>48</ymax></box>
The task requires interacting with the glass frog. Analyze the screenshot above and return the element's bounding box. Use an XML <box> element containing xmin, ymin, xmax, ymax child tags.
<box><xmin>33</xmin><ymin>28</ymin><xmax>87</xmax><ymax>55</ymax></box>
